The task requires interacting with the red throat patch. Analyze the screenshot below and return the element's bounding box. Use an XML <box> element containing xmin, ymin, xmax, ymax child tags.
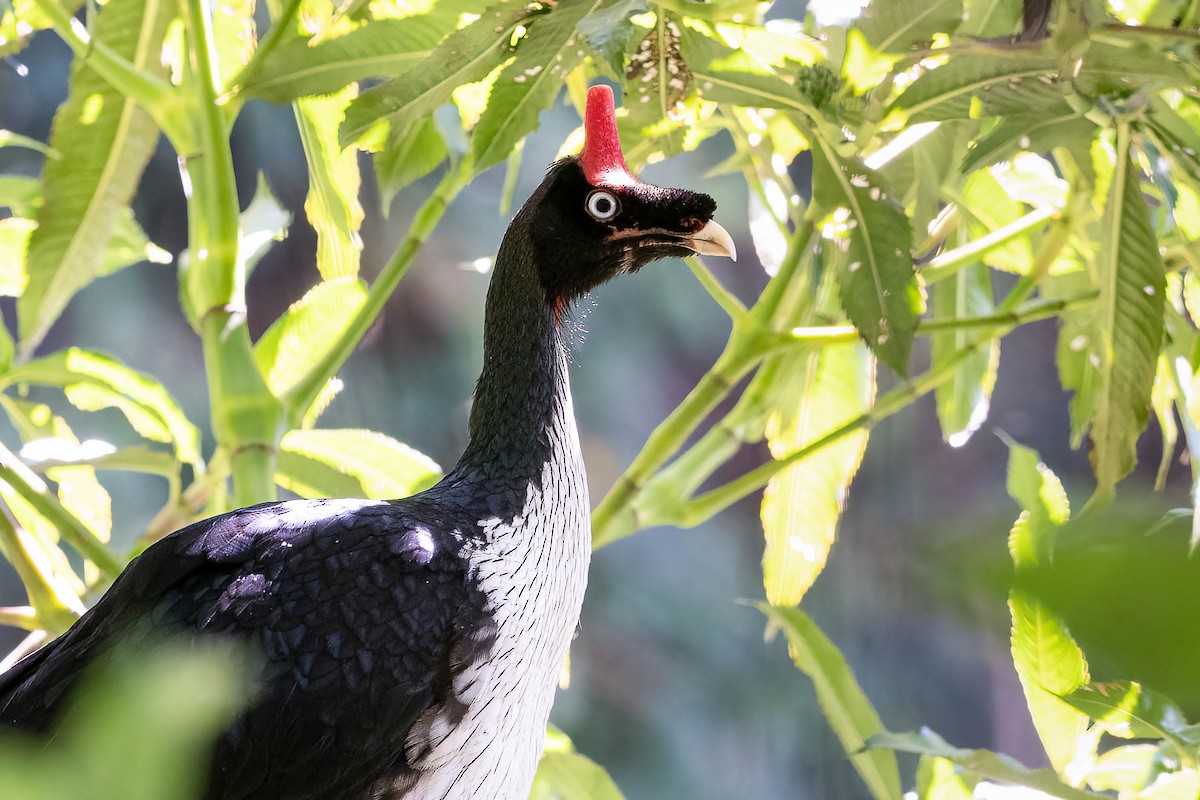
<box><xmin>579</xmin><ymin>85</ymin><xmax>635</xmax><ymax>186</ymax></box>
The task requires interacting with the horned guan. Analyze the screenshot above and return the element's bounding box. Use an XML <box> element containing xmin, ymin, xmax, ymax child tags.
<box><xmin>0</xmin><ymin>85</ymin><xmax>734</xmax><ymax>799</ymax></box>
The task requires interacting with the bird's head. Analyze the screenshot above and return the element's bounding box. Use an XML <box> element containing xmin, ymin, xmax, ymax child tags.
<box><xmin>522</xmin><ymin>84</ymin><xmax>735</xmax><ymax>302</ymax></box>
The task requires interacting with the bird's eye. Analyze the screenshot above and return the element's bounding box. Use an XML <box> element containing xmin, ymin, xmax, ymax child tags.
<box><xmin>585</xmin><ymin>190</ymin><xmax>619</xmax><ymax>221</ymax></box>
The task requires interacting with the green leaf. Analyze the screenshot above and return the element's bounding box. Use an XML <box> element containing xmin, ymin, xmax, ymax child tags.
<box><xmin>0</xmin><ymin>218</ymin><xmax>34</xmax><ymax>296</ymax></box>
<box><xmin>0</xmin><ymin>175</ymin><xmax>40</xmax><ymax>217</ymax></box>
<box><xmin>212</xmin><ymin>0</ymin><xmax>255</xmax><ymax>85</ymax></box>
<box><xmin>681</xmin><ymin>25</ymin><xmax>819</xmax><ymax>117</ymax></box>
<box><xmin>1136</xmin><ymin>770</ymin><xmax>1200</xmax><ymax>800</ymax></box>
<box><xmin>957</xmin><ymin>0</ymin><xmax>1021</xmax><ymax>38</ymax></box>
<box><xmin>916</xmin><ymin>755</ymin><xmax>976</xmax><ymax>800</ymax></box>
<box><xmin>340</xmin><ymin>0</ymin><xmax>540</xmax><ymax>147</ymax></box>
<box><xmin>1004</xmin><ymin>437</ymin><xmax>1070</xmax><ymax>568</ymax></box>
<box><xmin>530</xmin><ymin>751</ymin><xmax>626</xmax><ymax>800</ymax></box>
<box><xmin>812</xmin><ymin>141</ymin><xmax>922</xmax><ymax>374</ymax></box>
<box><xmin>18</xmin><ymin>0</ymin><xmax>171</xmax><ymax>355</ymax></box>
<box><xmin>375</xmin><ymin>117</ymin><xmax>448</xmax><ymax>211</ymax></box>
<box><xmin>761</xmin><ymin>342</ymin><xmax>873</xmax><ymax>606</ymax></box>
<box><xmin>962</xmin><ymin>113</ymin><xmax>1094</xmax><ymax>175</ymax></box>
<box><xmin>955</xmin><ymin>169</ymin><xmax>1033</xmax><ymax>274</ymax></box>
<box><xmin>254</xmin><ymin>277</ymin><xmax>368</xmax><ymax>403</ymax></box>
<box><xmin>855</xmin><ymin>0</ymin><xmax>961</xmax><ymax>53</ymax></box>
<box><xmin>471</xmin><ymin>0</ymin><xmax>615</xmax><ymax>171</ymax></box>
<box><xmin>1003</xmin><ymin>440</ymin><xmax>1089</xmax><ymax>775</ymax></box>
<box><xmin>242</xmin><ymin>17</ymin><xmax>448</xmax><ymax>103</ymax></box>
<box><xmin>276</xmin><ymin>428</ymin><xmax>441</xmax><ymax>499</ymax></box>
<box><xmin>622</xmin><ymin>12</ymin><xmax>694</xmax><ymax>159</ymax></box>
<box><xmin>1086</xmin><ymin>137</ymin><xmax>1165</xmax><ymax>500</ymax></box>
<box><xmin>762</xmin><ymin>604</ymin><xmax>903</xmax><ymax>800</ymax></box>
<box><xmin>1063</xmin><ymin>681</ymin><xmax>1192</xmax><ymax>747</ymax></box>
<box><xmin>0</xmin><ymin>640</ymin><xmax>250</xmax><ymax>800</ymax></box>
<box><xmin>296</xmin><ymin>86</ymin><xmax>364</xmax><ymax>279</ymax></box>
<box><xmin>889</xmin><ymin>53</ymin><xmax>1063</xmax><ymax>123</ymax></box>
<box><xmin>576</xmin><ymin>0</ymin><xmax>646</xmax><ymax>75</ymax></box>
<box><xmin>1086</xmin><ymin>744</ymin><xmax>1157</xmax><ymax>794</ymax></box>
<box><xmin>238</xmin><ymin>175</ymin><xmax>291</xmax><ymax>281</ymax></box>
<box><xmin>866</xmin><ymin>729</ymin><xmax>1105</xmax><ymax>800</ymax></box>
<box><xmin>1</xmin><ymin>397</ymin><xmax>113</xmax><ymax>544</ymax></box>
<box><xmin>932</xmin><ymin>260</ymin><xmax>996</xmax><ymax>445</ymax></box>
<box><xmin>1</xmin><ymin>348</ymin><xmax>202</xmax><ymax>468</ymax></box>
<box><xmin>1009</xmin><ymin>593</ymin><xmax>1091</xmax><ymax>775</ymax></box>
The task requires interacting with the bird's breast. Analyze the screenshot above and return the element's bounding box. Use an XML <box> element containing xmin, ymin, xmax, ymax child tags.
<box><xmin>401</xmin><ymin>448</ymin><xmax>591</xmax><ymax>800</ymax></box>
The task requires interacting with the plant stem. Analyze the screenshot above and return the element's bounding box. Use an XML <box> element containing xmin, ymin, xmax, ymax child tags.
<box><xmin>780</xmin><ymin>291</ymin><xmax>1097</xmax><ymax>346</ymax></box>
<box><xmin>183</xmin><ymin>0</ymin><xmax>283</xmax><ymax>508</ymax></box>
<box><xmin>685</xmin><ymin>256</ymin><xmax>746</xmax><ymax>318</ymax></box>
<box><xmin>921</xmin><ymin>207</ymin><xmax>1058</xmax><ymax>283</ymax></box>
<box><xmin>282</xmin><ymin>158</ymin><xmax>473</xmax><ymax>426</ymax></box>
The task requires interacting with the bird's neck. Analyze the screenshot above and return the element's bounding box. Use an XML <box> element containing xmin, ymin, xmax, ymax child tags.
<box><xmin>449</xmin><ymin>213</ymin><xmax>580</xmax><ymax>497</ymax></box>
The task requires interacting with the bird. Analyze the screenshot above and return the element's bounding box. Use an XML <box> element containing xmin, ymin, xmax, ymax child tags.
<box><xmin>0</xmin><ymin>84</ymin><xmax>735</xmax><ymax>800</ymax></box>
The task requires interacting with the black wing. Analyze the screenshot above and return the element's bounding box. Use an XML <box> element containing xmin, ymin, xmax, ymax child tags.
<box><xmin>0</xmin><ymin>497</ymin><xmax>489</xmax><ymax>800</ymax></box>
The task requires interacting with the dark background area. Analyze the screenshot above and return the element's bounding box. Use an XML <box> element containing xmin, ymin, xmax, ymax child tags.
<box><xmin>0</xmin><ymin>5</ymin><xmax>1190</xmax><ymax>797</ymax></box>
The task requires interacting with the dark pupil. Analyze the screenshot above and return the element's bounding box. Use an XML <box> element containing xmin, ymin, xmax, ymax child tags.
<box><xmin>594</xmin><ymin>196</ymin><xmax>612</xmax><ymax>214</ymax></box>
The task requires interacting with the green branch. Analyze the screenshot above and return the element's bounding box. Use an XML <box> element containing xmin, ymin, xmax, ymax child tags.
<box><xmin>779</xmin><ymin>291</ymin><xmax>1097</xmax><ymax>347</ymax></box>
<box><xmin>282</xmin><ymin>158</ymin><xmax>473</xmax><ymax>426</ymax></box>
<box><xmin>921</xmin><ymin>207</ymin><xmax>1058</xmax><ymax>284</ymax></box>
<box><xmin>685</xmin><ymin>256</ymin><xmax>746</xmax><ymax>318</ymax></box>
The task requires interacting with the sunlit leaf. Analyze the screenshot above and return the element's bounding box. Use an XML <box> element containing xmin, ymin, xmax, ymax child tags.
<box><xmin>866</xmin><ymin>729</ymin><xmax>1104</xmax><ymax>800</ymax></box>
<box><xmin>277</xmin><ymin>428</ymin><xmax>441</xmax><ymax>499</ymax></box>
<box><xmin>530</xmin><ymin>751</ymin><xmax>626</xmax><ymax>800</ymax></box>
<box><xmin>762</xmin><ymin>604</ymin><xmax>903</xmax><ymax>800</ymax></box>
<box><xmin>1063</xmin><ymin>681</ymin><xmax>1192</xmax><ymax>747</ymax></box>
<box><xmin>340</xmin><ymin>0</ymin><xmax>539</xmax><ymax>147</ymax></box>
<box><xmin>961</xmin><ymin>113</ymin><xmax>1094</xmax><ymax>175</ymax></box>
<box><xmin>1085</xmin><ymin>744</ymin><xmax>1156</xmax><ymax>794</ymax></box>
<box><xmin>375</xmin><ymin>117</ymin><xmax>447</xmax><ymax>211</ymax></box>
<box><xmin>213</xmin><ymin>0</ymin><xmax>255</xmax><ymax>85</ymax></box>
<box><xmin>855</xmin><ymin>0</ymin><xmax>961</xmax><ymax>53</ymax></box>
<box><xmin>812</xmin><ymin>142</ymin><xmax>922</xmax><ymax>374</ymax></box>
<box><xmin>1003</xmin><ymin>439</ymin><xmax>1089</xmax><ymax>776</ymax></box>
<box><xmin>932</xmin><ymin>259</ymin><xmax>996</xmax><ymax>445</ymax></box>
<box><xmin>18</xmin><ymin>0</ymin><xmax>171</xmax><ymax>355</ymax></box>
<box><xmin>1086</xmin><ymin>139</ymin><xmax>1165</xmax><ymax>501</ymax></box>
<box><xmin>916</xmin><ymin>755</ymin><xmax>976</xmax><ymax>800</ymax></box>
<box><xmin>0</xmin><ymin>175</ymin><xmax>40</xmax><ymax>218</ymax></box>
<box><xmin>957</xmin><ymin>0</ymin><xmax>1021</xmax><ymax>38</ymax></box>
<box><xmin>1</xmin><ymin>348</ymin><xmax>202</xmax><ymax>468</ymax></box>
<box><xmin>889</xmin><ymin>53</ymin><xmax>1063</xmax><ymax>123</ymax></box>
<box><xmin>254</xmin><ymin>277</ymin><xmax>367</xmax><ymax>403</ymax></box>
<box><xmin>296</xmin><ymin>86</ymin><xmax>364</xmax><ymax>279</ymax></box>
<box><xmin>761</xmin><ymin>342</ymin><xmax>873</xmax><ymax>605</ymax></box>
<box><xmin>0</xmin><ymin>218</ymin><xmax>34</xmax><ymax>296</ymax></box>
<box><xmin>622</xmin><ymin>12</ymin><xmax>694</xmax><ymax>158</ymax></box>
<box><xmin>955</xmin><ymin>169</ymin><xmax>1032</xmax><ymax>273</ymax></box>
<box><xmin>242</xmin><ymin>16</ymin><xmax>447</xmax><ymax>102</ymax></box>
<box><xmin>471</xmin><ymin>0</ymin><xmax>616</xmax><ymax>171</ymax></box>
<box><xmin>238</xmin><ymin>175</ymin><xmax>291</xmax><ymax>280</ymax></box>
<box><xmin>1</xmin><ymin>398</ymin><xmax>112</xmax><ymax>544</ymax></box>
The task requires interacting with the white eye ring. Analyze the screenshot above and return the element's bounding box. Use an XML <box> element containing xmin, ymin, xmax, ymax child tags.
<box><xmin>586</xmin><ymin>190</ymin><xmax>620</xmax><ymax>221</ymax></box>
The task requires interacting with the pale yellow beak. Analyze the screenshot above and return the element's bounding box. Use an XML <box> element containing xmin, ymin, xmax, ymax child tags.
<box><xmin>687</xmin><ymin>219</ymin><xmax>737</xmax><ymax>261</ymax></box>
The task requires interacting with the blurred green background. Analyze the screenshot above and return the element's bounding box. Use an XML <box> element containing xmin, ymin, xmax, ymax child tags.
<box><xmin>0</xmin><ymin>2</ymin><xmax>1191</xmax><ymax>797</ymax></box>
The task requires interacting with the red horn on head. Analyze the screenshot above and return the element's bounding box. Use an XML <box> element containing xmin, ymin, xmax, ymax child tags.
<box><xmin>579</xmin><ymin>85</ymin><xmax>634</xmax><ymax>185</ymax></box>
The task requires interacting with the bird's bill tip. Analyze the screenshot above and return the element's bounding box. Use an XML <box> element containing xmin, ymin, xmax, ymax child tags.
<box><xmin>686</xmin><ymin>219</ymin><xmax>737</xmax><ymax>261</ymax></box>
